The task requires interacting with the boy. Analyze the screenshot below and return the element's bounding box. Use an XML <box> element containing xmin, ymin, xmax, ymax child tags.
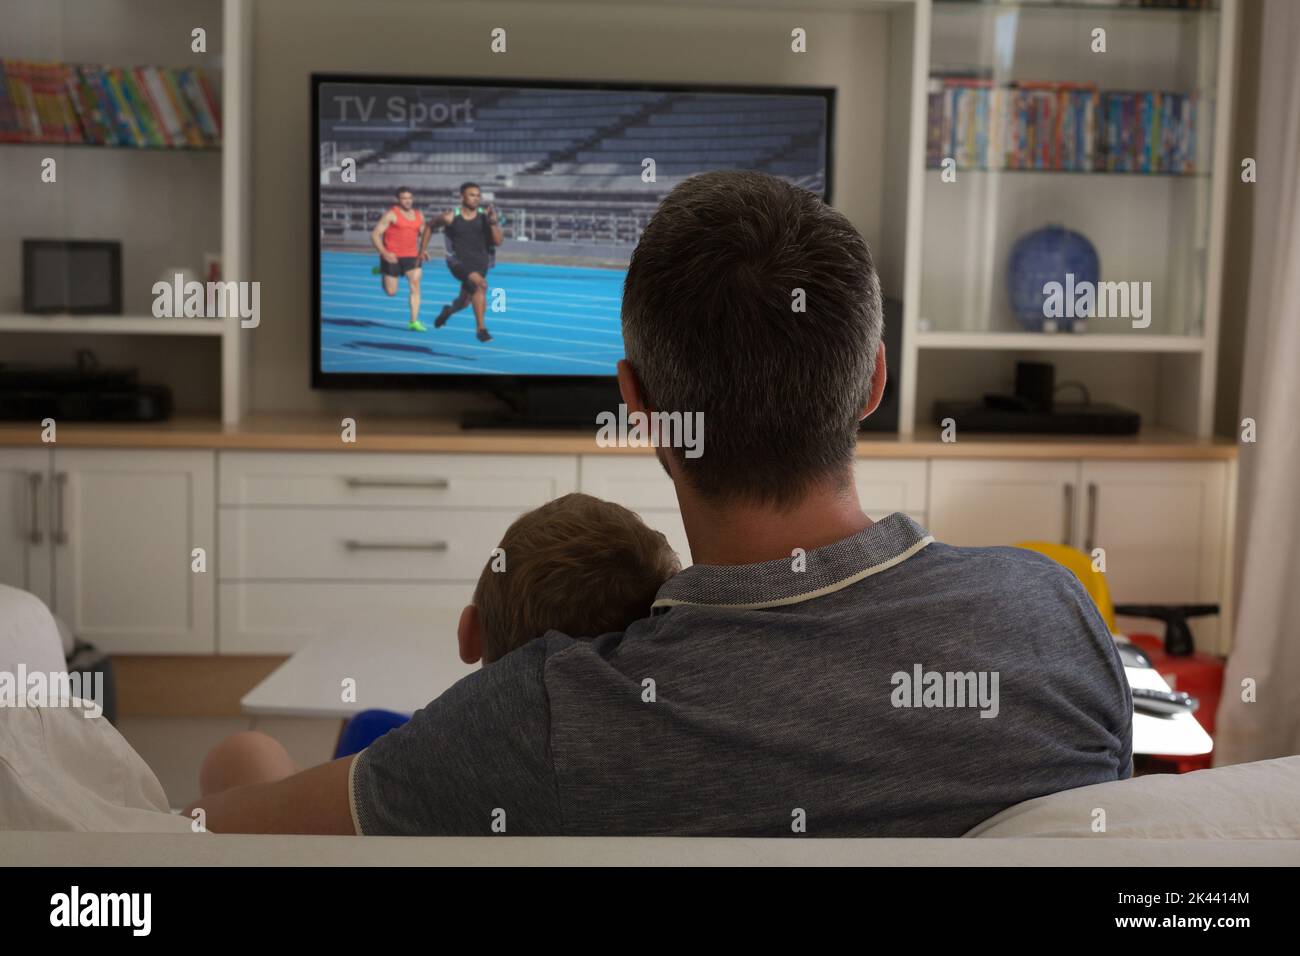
<box><xmin>193</xmin><ymin>494</ymin><xmax>679</xmax><ymax>806</ymax></box>
<box><xmin>458</xmin><ymin>493</ymin><xmax>680</xmax><ymax>666</ymax></box>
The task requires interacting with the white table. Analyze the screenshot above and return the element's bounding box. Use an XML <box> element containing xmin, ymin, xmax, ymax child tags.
<box><xmin>1126</xmin><ymin>665</ymin><xmax>1214</xmax><ymax>757</ymax></box>
<box><xmin>241</xmin><ymin>633</ymin><xmax>474</xmax><ymax>719</ymax></box>
<box><xmin>243</xmin><ymin>637</ymin><xmax>1214</xmax><ymax>757</ymax></box>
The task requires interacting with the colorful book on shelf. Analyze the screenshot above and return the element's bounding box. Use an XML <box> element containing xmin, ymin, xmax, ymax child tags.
<box><xmin>0</xmin><ymin>62</ymin><xmax>21</xmax><ymax>142</ymax></box>
<box><xmin>0</xmin><ymin>58</ymin><xmax>221</xmax><ymax>148</ymax></box>
<box><xmin>29</xmin><ymin>63</ymin><xmax>61</xmax><ymax>142</ymax></box>
<box><xmin>133</xmin><ymin>66</ymin><xmax>173</xmax><ymax>145</ymax></box>
<box><xmin>86</xmin><ymin>65</ymin><xmax>129</xmax><ymax>145</ymax></box>
<box><xmin>65</xmin><ymin>65</ymin><xmax>109</xmax><ymax>144</ymax></box>
<box><xmin>178</xmin><ymin>67</ymin><xmax>221</xmax><ymax>142</ymax></box>
<box><xmin>926</xmin><ymin>75</ymin><xmax>1202</xmax><ymax>176</ymax></box>
<box><xmin>120</xmin><ymin>68</ymin><xmax>164</xmax><ymax>145</ymax></box>
<box><xmin>104</xmin><ymin>67</ymin><xmax>145</xmax><ymax>145</ymax></box>
<box><xmin>195</xmin><ymin>69</ymin><xmax>222</xmax><ymax>138</ymax></box>
<box><xmin>4</xmin><ymin>60</ymin><xmax>40</xmax><ymax>141</ymax></box>
<box><xmin>160</xmin><ymin>68</ymin><xmax>206</xmax><ymax>147</ymax></box>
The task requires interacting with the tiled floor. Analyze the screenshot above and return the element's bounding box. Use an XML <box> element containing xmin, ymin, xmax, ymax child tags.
<box><xmin>116</xmin><ymin>715</ymin><xmax>342</xmax><ymax>808</ymax></box>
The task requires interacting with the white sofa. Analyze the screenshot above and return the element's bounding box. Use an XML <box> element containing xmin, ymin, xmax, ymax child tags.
<box><xmin>3</xmin><ymin>584</ymin><xmax>1299</xmax><ymax>866</ymax></box>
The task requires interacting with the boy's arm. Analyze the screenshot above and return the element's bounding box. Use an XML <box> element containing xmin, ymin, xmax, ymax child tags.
<box><xmin>186</xmin><ymin>755</ymin><xmax>357</xmax><ymax>834</ymax></box>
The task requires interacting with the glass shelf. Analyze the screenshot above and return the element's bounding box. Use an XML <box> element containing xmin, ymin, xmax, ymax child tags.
<box><xmin>934</xmin><ymin>1</ymin><xmax>1218</xmax><ymax>15</ymax></box>
<box><xmin>920</xmin><ymin>0</ymin><xmax>1221</xmax><ymax>339</ymax></box>
<box><xmin>924</xmin><ymin>165</ymin><xmax>1209</xmax><ymax>177</ymax></box>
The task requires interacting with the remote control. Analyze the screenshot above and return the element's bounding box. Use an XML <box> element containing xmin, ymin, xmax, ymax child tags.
<box><xmin>1132</xmin><ymin>687</ymin><xmax>1198</xmax><ymax>717</ymax></box>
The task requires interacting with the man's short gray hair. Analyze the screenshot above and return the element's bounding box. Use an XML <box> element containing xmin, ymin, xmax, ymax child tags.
<box><xmin>621</xmin><ymin>170</ymin><xmax>883</xmax><ymax>508</ymax></box>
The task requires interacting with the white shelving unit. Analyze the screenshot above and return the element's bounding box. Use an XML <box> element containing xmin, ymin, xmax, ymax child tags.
<box><xmin>0</xmin><ymin>0</ymin><xmax>251</xmax><ymax>424</ymax></box>
<box><xmin>0</xmin><ymin>314</ymin><xmax>226</xmax><ymax>336</ymax></box>
<box><xmin>899</xmin><ymin>0</ymin><xmax>1238</xmax><ymax>438</ymax></box>
<box><xmin>1</xmin><ymin>0</ymin><xmax>1236</xmax><ymax>437</ymax></box>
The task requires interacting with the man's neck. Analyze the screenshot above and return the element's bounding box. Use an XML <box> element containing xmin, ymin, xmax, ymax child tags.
<box><xmin>676</xmin><ymin>473</ymin><xmax>874</xmax><ymax>567</ymax></box>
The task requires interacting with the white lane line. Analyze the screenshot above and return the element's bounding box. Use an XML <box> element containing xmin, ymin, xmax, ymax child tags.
<box><xmin>323</xmin><ymin>326</ymin><xmax>617</xmax><ymax>371</ymax></box>
<box><xmin>321</xmin><ymin>309</ymin><xmax>625</xmax><ymax>354</ymax></box>
<box><xmin>319</xmin><ymin>273</ymin><xmax>625</xmax><ymax>305</ymax></box>
<box><xmin>321</xmin><ymin>346</ymin><xmax>508</xmax><ymax>374</ymax></box>
<box><xmin>321</xmin><ymin>287</ymin><xmax>624</xmax><ymax>331</ymax></box>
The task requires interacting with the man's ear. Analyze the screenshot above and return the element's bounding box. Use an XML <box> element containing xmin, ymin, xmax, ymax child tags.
<box><xmin>859</xmin><ymin>342</ymin><xmax>888</xmax><ymax>421</ymax></box>
<box><xmin>617</xmin><ymin>358</ymin><xmax>649</xmax><ymax>414</ymax></box>
<box><xmin>457</xmin><ymin>605</ymin><xmax>483</xmax><ymax>666</ymax></box>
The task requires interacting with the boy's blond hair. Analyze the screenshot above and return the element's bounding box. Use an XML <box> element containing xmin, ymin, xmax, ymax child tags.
<box><xmin>473</xmin><ymin>493</ymin><xmax>680</xmax><ymax>662</ymax></box>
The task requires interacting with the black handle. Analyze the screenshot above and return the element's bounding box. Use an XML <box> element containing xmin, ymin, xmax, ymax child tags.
<box><xmin>1112</xmin><ymin>603</ymin><xmax>1220</xmax><ymax>657</ymax></box>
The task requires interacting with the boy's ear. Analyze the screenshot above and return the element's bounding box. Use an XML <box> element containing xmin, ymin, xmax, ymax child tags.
<box><xmin>457</xmin><ymin>605</ymin><xmax>483</xmax><ymax>666</ymax></box>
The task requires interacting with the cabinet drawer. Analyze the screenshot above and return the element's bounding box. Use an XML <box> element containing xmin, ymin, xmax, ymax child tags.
<box><xmin>852</xmin><ymin>458</ymin><xmax>928</xmax><ymax>516</ymax></box>
<box><xmin>582</xmin><ymin>455</ymin><xmax>928</xmax><ymax>519</ymax></box>
<box><xmin>638</xmin><ymin>510</ymin><xmax>691</xmax><ymax>568</ymax></box>
<box><xmin>579</xmin><ymin>455</ymin><xmax>677</xmax><ymax>508</ymax></box>
<box><xmin>929</xmin><ymin>459</ymin><xmax>1079</xmax><ymax>547</ymax></box>
<box><xmin>219</xmin><ymin>452</ymin><xmax>577</xmax><ymax>508</ymax></box>
<box><xmin>219</xmin><ymin>581</ymin><xmax>474</xmax><ymax>657</ymax></box>
<box><xmin>219</xmin><ymin>507</ymin><xmax>519</xmax><ymax>581</ymax></box>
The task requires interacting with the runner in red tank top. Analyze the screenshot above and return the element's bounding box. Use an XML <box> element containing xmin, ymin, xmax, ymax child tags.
<box><xmin>369</xmin><ymin>186</ymin><xmax>429</xmax><ymax>331</ymax></box>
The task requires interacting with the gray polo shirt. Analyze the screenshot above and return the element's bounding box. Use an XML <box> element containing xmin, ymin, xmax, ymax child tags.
<box><xmin>350</xmin><ymin>513</ymin><xmax>1132</xmax><ymax>837</ymax></box>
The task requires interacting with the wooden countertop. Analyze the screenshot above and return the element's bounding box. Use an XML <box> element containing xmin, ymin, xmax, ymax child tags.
<box><xmin>0</xmin><ymin>413</ymin><xmax>1239</xmax><ymax>460</ymax></box>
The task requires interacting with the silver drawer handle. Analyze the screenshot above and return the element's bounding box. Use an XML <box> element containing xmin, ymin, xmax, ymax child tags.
<box><xmin>344</xmin><ymin>477</ymin><xmax>449</xmax><ymax>490</ymax></box>
<box><xmin>343</xmin><ymin>540</ymin><xmax>448</xmax><ymax>553</ymax></box>
<box><xmin>1062</xmin><ymin>482</ymin><xmax>1075</xmax><ymax>546</ymax></box>
<box><xmin>1085</xmin><ymin>482</ymin><xmax>1099</xmax><ymax>555</ymax></box>
<box><xmin>53</xmin><ymin>472</ymin><xmax>68</xmax><ymax>546</ymax></box>
<box><xmin>28</xmin><ymin>472</ymin><xmax>43</xmax><ymax>545</ymax></box>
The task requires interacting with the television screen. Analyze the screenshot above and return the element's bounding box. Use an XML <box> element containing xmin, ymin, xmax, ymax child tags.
<box><xmin>312</xmin><ymin>76</ymin><xmax>833</xmax><ymax>386</ymax></box>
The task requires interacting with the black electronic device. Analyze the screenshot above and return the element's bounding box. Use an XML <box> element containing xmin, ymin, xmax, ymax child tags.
<box><xmin>0</xmin><ymin>352</ymin><xmax>172</xmax><ymax>422</ymax></box>
<box><xmin>22</xmin><ymin>239</ymin><xmax>123</xmax><ymax>314</ymax></box>
<box><xmin>933</xmin><ymin>400</ymin><xmax>1141</xmax><ymax>435</ymax></box>
<box><xmin>936</xmin><ymin>360</ymin><xmax>1140</xmax><ymax>435</ymax></box>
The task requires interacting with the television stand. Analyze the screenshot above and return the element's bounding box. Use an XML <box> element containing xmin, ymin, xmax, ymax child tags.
<box><xmin>462</xmin><ymin>381</ymin><xmax>623</xmax><ymax>430</ymax></box>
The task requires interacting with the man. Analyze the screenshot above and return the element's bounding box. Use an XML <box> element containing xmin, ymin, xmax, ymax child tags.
<box><xmin>370</xmin><ymin>186</ymin><xmax>427</xmax><ymax>332</ymax></box>
<box><xmin>190</xmin><ymin>170</ymin><xmax>1132</xmax><ymax>836</ymax></box>
<box><xmin>421</xmin><ymin>181</ymin><xmax>501</xmax><ymax>343</ymax></box>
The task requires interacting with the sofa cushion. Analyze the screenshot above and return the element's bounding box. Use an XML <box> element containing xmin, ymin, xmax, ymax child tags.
<box><xmin>0</xmin><ymin>584</ymin><xmax>66</xmax><ymax>674</ymax></box>
<box><xmin>966</xmin><ymin>756</ymin><xmax>1300</xmax><ymax>839</ymax></box>
<box><xmin>0</xmin><ymin>704</ymin><xmax>193</xmax><ymax>833</ymax></box>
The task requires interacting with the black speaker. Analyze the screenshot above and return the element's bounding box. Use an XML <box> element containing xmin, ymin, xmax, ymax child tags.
<box><xmin>1015</xmin><ymin>361</ymin><xmax>1055</xmax><ymax>412</ymax></box>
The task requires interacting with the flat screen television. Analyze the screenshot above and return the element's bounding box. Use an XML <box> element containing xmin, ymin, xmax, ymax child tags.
<box><xmin>311</xmin><ymin>74</ymin><xmax>834</xmax><ymax>401</ymax></box>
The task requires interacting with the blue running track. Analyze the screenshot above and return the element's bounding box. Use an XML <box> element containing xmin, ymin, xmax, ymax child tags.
<box><xmin>320</xmin><ymin>251</ymin><xmax>626</xmax><ymax>376</ymax></box>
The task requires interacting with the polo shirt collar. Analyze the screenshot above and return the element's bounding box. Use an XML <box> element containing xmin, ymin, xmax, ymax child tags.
<box><xmin>651</xmin><ymin>512</ymin><xmax>935</xmax><ymax>612</ymax></box>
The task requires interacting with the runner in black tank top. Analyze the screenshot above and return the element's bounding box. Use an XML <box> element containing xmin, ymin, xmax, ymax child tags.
<box><xmin>421</xmin><ymin>182</ymin><xmax>502</xmax><ymax>343</ymax></box>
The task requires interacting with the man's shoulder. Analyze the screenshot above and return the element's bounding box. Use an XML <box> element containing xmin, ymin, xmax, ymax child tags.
<box><xmin>901</xmin><ymin>539</ymin><xmax>1112</xmax><ymax>648</ymax></box>
<box><xmin>914</xmin><ymin>539</ymin><xmax>1085</xmax><ymax>597</ymax></box>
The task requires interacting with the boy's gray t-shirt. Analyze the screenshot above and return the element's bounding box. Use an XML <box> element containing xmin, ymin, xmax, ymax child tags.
<box><xmin>350</xmin><ymin>513</ymin><xmax>1133</xmax><ymax>837</ymax></box>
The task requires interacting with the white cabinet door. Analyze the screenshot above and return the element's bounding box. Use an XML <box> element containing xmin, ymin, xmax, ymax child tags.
<box><xmin>853</xmin><ymin>458</ymin><xmax>929</xmax><ymax>522</ymax></box>
<box><xmin>580</xmin><ymin>456</ymin><xmax>931</xmax><ymax>567</ymax></box>
<box><xmin>928</xmin><ymin>459</ymin><xmax>1081</xmax><ymax>548</ymax></box>
<box><xmin>578</xmin><ymin>455</ymin><xmax>691</xmax><ymax>565</ymax></box>
<box><xmin>0</xmin><ymin>449</ymin><xmax>53</xmax><ymax>605</ymax></box>
<box><xmin>1080</xmin><ymin>460</ymin><xmax>1229</xmax><ymax>651</ymax></box>
<box><xmin>218</xmin><ymin>507</ymin><xmax>524</xmax><ymax>582</ymax></box>
<box><xmin>219</xmin><ymin>581</ymin><xmax>474</xmax><ymax>657</ymax></box>
<box><xmin>52</xmin><ymin>450</ymin><xmax>215</xmax><ymax>654</ymax></box>
<box><xmin>219</xmin><ymin>451</ymin><xmax>578</xmax><ymax>507</ymax></box>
